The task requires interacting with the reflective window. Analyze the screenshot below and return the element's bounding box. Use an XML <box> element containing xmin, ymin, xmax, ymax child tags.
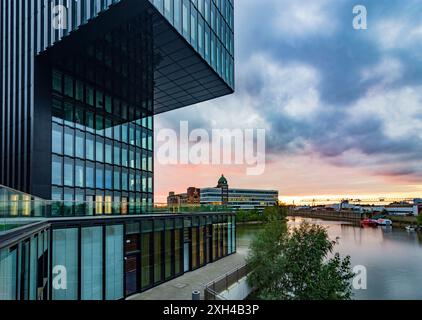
<box><xmin>75</xmin><ymin>130</ymin><xmax>85</xmax><ymax>159</ymax></box>
<box><xmin>53</xmin><ymin>71</ymin><xmax>62</xmax><ymax>93</ymax></box>
<box><xmin>52</xmin><ymin>124</ymin><xmax>63</xmax><ymax>154</ymax></box>
<box><xmin>105</xmin><ymin>168</ymin><xmax>112</xmax><ymax>190</ymax></box>
<box><xmin>64</xmin><ymin>158</ymin><xmax>74</xmax><ymax>187</ymax></box>
<box><xmin>182</xmin><ymin>0</ymin><xmax>189</xmax><ymax>38</ymax></box>
<box><xmin>52</xmin><ymin>156</ymin><xmax>63</xmax><ymax>185</ymax></box>
<box><xmin>96</xmin><ymin>166</ymin><xmax>104</xmax><ymax>189</ymax></box>
<box><xmin>64</xmin><ymin>127</ymin><xmax>74</xmax><ymax>157</ymax></box>
<box><xmin>105</xmin><ymin>142</ymin><xmax>112</xmax><ymax>164</ymax></box>
<box><xmin>96</xmin><ymin>138</ymin><xmax>104</xmax><ymax>162</ymax></box>
<box><xmin>86</xmin><ymin>162</ymin><xmax>95</xmax><ymax>189</ymax></box>
<box><xmin>113</xmin><ymin>169</ymin><xmax>121</xmax><ymax>190</ymax></box>
<box><xmin>52</xmin><ymin>228</ymin><xmax>78</xmax><ymax>300</ymax></box>
<box><xmin>106</xmin><ymin>225</ymin><xmax>124</xmax><ymax>300</ymax></box>
<box><xmin>64</xmin><ymin>76</ymin><xmax>74</xmax><ymax>97</ymax></box>
<box><xmin>75</xmin><ymin>161</ymin><xmax>84</xmax><ymax>188</ymax></box>
<box><xmin>81</xmin><ymin>227</ymin><xmax>103</xmax><ymax>300</ymax></box>
<box><xmin>86</xmin><ymin>134</ymin><xmax>95</xmax><ymax>161</ymax></box>
<box><xmin>114</xmin><ymin>144</ymin><xmax>121</xmax><ymax>166</ymax></box>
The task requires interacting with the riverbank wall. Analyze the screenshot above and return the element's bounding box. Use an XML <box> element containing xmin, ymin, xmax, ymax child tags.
<box><xmin>289</xmin><ymin>210</ymin><xmax>362</xmax><ymax>221</ymax></box>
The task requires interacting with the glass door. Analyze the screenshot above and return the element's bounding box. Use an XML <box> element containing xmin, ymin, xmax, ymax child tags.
<box><xmin>125</xmin><ymin>256</ymin><xmax>138</xmax><ymax>296</ymax></box>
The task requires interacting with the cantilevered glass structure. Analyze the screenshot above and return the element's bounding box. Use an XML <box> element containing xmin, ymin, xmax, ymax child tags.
<box><xmin>0</xmin><ymin>0</ymin><xmax>235</xmax><ymax>300</ymax></box>
<box><xmin>0</xmin><ymin>0</ymin><xmax>234</xmax><ymax>207</ymax></box>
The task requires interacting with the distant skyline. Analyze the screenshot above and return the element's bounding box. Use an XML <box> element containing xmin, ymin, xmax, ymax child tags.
<box><xmin>155</xmin><ymin>0</ymin><xmax>422</xmax><ymax>204</ymax></box>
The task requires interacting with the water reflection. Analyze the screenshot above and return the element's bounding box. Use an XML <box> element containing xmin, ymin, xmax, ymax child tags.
<box><xmin>237</xmin><ymin>218</ymin><xmax>422</xmax><ymax>300</ymax></box>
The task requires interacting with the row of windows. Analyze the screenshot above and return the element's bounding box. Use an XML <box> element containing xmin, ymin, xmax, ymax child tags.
<box><xmin>0</xmin><ymin>215</ymin><xmax>236</xmax><ymax>300</ymax></box>
<box><xmin>153</xmin><ymin>0</ymin><xmax>234</xmax><ymax>87</ymax></box>
<box><xmin>52</xmin><ymin>155</ymin><xmax>153</xmax><ymax>193</ymax></box>
<box><xmin>52</xmin><ymin>70</ymin><xmax>153</xmax><ymax>130</ymax></box>
<box><xmin>50</xmin><ymin>215</ymin><xmax>235</xmax><ymax>300</ymax></box>
<box><xmin>52</xmin><ymin>113</ymin><xmax>153</xmax><ymax>152</ymax></box>
<box><xmin>52</xmin><ymin>123</ymin><xmax>153</xmax><ymax>169</ymax></box>
<box><xmin>51</xmin><ymin>187</ymin><xmax>153</xmax><ymax>215</ymax></box>
<box><xmin>51</xmin><ymin>187</ymin><xmax>153</xmax><ymax>217</ymax></box>
<box><xmin>0</xmin><ymin>231</ymin><xmax>49</xmax><ymax>300</ymax></box>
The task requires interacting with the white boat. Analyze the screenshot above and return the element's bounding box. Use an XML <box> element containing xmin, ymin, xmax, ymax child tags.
<box><xmin>377</xmin><ymin>219</ymin><xmax>392</xmax><ymax>226</ymax></box>
<box><xmin>405</xmin><ymin>225</ymin><xmax>416</xmax><ymax>232</ymax></box>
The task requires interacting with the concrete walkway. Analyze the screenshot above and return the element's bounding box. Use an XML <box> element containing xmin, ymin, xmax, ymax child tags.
<box><xmin>128</xmin><ymin>232</ymin><xmax>254</xmax><ymax>301</ymax></box>
<box><xmin>127</xmin><ymin>253</ymin><xmax>247</xmax><ymax>300</ymax></box>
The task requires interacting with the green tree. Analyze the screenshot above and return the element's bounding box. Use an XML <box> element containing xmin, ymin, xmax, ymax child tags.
<box><xmin>417</xmin><ymin>215</ymin><xmax>422</xmax><ymax>226</ymax></box>
<box><xmin>247</xmin><ymin>221</ymin><xmax>354</xmax><ymax>300</ymax></box>
<box><xmin>263</xmin><ymin>205</ymin><xmax>288</xmax><ymax>222</ymax></box>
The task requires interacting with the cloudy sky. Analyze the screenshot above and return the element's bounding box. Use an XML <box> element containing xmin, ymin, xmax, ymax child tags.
<box><xmin>154</xmin><ymin>0</ymin><xmax>422</xmax><ymax>204</ymax></box>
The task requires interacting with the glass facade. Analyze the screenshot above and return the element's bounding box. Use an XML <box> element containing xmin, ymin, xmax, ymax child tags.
<box><xmin>151</xmin><ymin>0</ymin><xmax>235</xmax><ymax>88</ymax></box>
<box><xmin>51</xmin><ymin>67</ymin><xmax>154</xmax><ymax>215</ymax></box>
<box><xmin>0</xmin><ymin>213</ymin><xmax>235</xmax><ymax>300</ymax></box>
<box><xmin>0</xmin><ymin>0</ymin><xmax>236</xmax><ymax>302</ymax></box>
<box><xmin>0</xmin><ymin>228</ymin><xmax>49</xmax><ymax>300</ymax></box>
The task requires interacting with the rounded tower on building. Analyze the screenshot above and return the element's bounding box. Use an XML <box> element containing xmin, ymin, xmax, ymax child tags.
<box><xmin>217</xmin><ymin>175</ymin><xmax>229</xmax><ymax>206</ymax></box>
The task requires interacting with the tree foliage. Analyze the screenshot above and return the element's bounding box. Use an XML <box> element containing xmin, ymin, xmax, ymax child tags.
<box><xmin>247</xmin><ymin>221</ymin><xmax>354</xmax><ymax>300</ymax></box>
<box><xmin>417</xmin><ymin>214</ymin><xmax>422</xmax><ymax>226</ymax></box>
<box><xmin>236</xmin><ymin>206</ymin><xmax>288</xmax><ymax>223</ymax></box>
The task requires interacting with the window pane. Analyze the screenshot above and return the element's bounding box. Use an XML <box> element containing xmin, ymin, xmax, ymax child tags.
<box><xmin>75</xmin><ymin>131</ymin><xmax>85</xmax><ymax>158</ymax></box>
<box><xmin>105</xmin><ymin>142</ymin><xmax>112</xmax><ymax>164</ymax></box>
<box><xmin>96</xmin><ymin>166</ymin><xmax>104</xmax><ymax>189</ymax></box>
<box><xmin>106</xmin><ymin>225</ymin><xmax>124</xmax><ymax>300</ymax></box>
<box><xmin>96</xmin><ymin>139</ymin><xmax>104</xmax><ymax>162</ymax></box>
<box><xmin>53</xmin><ymin>70</ymin><xmax>62</xmax><ymax>93</ymax></box>
<box><xmin>52</xmin><ymin>229</ymin><xmax>78</xmax><ymax>300</ymax></box>
<box><xmin>64</xmin><ymin>158</ymin><xmax>74</xmax><ymax>187</ymax></box>
<box><xmin>75</xmin><ymin>161</ymin><xmax>84</xmax><ymax>188</ymax></box>
<box><xmin>165</xmin><ymin>230</ymin><xmax>172</xmax><ymax>279</ymax></box>
<box><xmin>105</xmin><ymin>168</ymin><xmax>112</xmax><ymax>190</ymax></box>
<box><xmin>64</xmin><ymin>76</ymin><xmax>74</xmax><ymax>97</ymax></box>
<box><xmin>154</xmin><ymin>231</ymin><xmax>162</xmax><ymax>283</ymax></box>
<box><xmin>52</xmin><ymin>156</ymin><xmax>62</xmax><ymax>185</ymax></box>
<box><xmin>141</xmin><ymin>233</ymin><xmax>152</xmax><ymax>289</ymax></box>
<box><xmin>81</xmin><ymin>227</ymin><xmax>103</xmax><ymax>300</ymax></box>
<box><xmin>52</xmin><ymin>124</ymin><xmax>63</xmax><ymax>154</ymax></box>
<box><xmin>86</xmin><ymin>134</ymin><xmax>94</xmax><ymax>161</ymax></box>
<box><xmin>113</xmin><ymin>169</ymin><xmax>120</xmax><ymax>190</ymax></box>
<box><xmin>114</xmin><ymin>144</ymin><xmax>120</xmax><ymax>166</ymax></box>
<box><xmin>86</xmin><ymin>162</ymin><xmax>95</xmax><ymax>189</ymax></box>
<box><xmin>64</xmin><ymin>128</ymin><xmax>74</xmax><ymax>157</ymax></box>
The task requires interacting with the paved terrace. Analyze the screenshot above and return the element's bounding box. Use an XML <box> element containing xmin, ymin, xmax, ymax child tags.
<box><xmin>128</xmin><ymin>234</ymin><xmax>252</xmax><ymax>300</ymax></box>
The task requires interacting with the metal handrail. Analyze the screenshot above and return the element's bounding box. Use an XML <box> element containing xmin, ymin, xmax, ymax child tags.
<box><xmin>0</xmin><ymin>199</ymin><xmax>230</xmax><ymax>218</ymax></box>
<box><xmin>204</xmin><ymin>264</ymin><xmax>249</xmax><ymax>300</ymax></box>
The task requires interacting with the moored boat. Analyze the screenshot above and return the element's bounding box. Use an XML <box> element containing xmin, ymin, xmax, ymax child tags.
<box><xmin>361</xmin><ymin>219</ymin><xmax>378</xmax><ymax>227</ymax></box>
<box><xmin>377</xmin><ymin>219</ymin><xmax>393</xmax><ymax>226</ymax></box>
<box><xmin>405</xmin><ymin>225</ymin><xmax>416</xmax><ymax>232</ymax></box>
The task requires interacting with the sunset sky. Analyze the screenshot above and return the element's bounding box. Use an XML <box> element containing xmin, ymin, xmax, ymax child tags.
<box><xmin>154</xmin><ymin>0</ymin><xmax>422</xmax><ymax>204</ymax></box>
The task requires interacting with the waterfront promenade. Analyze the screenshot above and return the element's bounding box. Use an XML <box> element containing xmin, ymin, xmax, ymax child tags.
<box><xmin>128</xmin><ymin>233</ymin><xmax>252</xmax><ymax>300</ymax></box>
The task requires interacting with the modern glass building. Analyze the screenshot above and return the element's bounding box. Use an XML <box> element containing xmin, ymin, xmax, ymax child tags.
<box><xmin>0</xmin><ymin>0</ymin><xmax>234</xmax><ymax>205</ymax></box>
<box><xmin>200</xmin><ymin>176</ymin><xmax>279</xmax><ymax>212</ymax></box>
<box><xmin>0</xmin><ymin>0</ymin><xmax>235</xmax><ymax>300</ymax></box>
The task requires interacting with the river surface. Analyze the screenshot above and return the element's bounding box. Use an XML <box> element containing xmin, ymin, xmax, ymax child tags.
<box><xmin>237</xmin><ymin>217</ymin><xmax>422</xmax><ymax>300</ymax></box>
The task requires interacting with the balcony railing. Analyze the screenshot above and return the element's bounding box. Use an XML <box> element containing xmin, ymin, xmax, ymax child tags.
<box><xmin>0</xmin><ymin>200</ymin><xmax>229</xmax><ymax>218</ymax></box>
<box><xmin>0</xmin><ymin>185</ymin><xmax>231</xmax><ymax>235</ymax></box>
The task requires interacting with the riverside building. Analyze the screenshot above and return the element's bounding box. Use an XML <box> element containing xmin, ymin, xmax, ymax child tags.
<box><xmin>0</xmin><ymin>0</ymin><xmax>235</xmax><ymax>300</ymax></box>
